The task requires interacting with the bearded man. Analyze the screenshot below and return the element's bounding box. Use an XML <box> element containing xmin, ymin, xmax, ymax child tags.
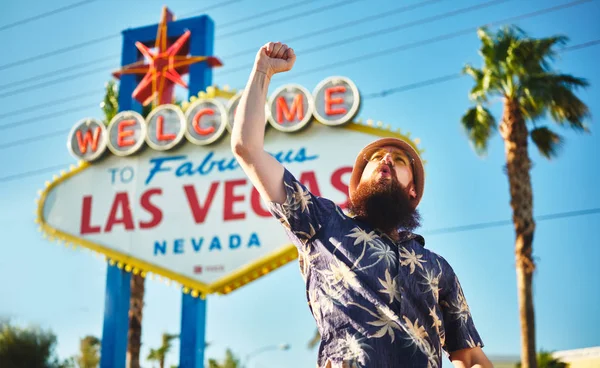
<box><xmin>231</xmin><ymin>41</ymin><xmax>493</xmax><ymax>368</ymax></box>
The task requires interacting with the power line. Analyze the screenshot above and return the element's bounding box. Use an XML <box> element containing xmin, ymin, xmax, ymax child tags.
<box><xmin>0</xmin><ymin>90</ymin><xmax>99</xmax><ymax>119</ymax></box>
<box><xmin>0</xmin><ymin>0</ymin><xmax>320</xmax><ymax>90</ymax></box>
<box><xmin>0</xmin><ymin>34</ymin><xmax>119</xmax><ymax>73</ymax></box>
<box><xmin>218</xmin><ymin>0</ymin><xmax>507</xmax><ymax>76</ymax></box>
<box><xmin>1</xmin><ymin>2</ymin><xmax>594</xmax><ymax>141</ymax></box>
<box><xmin>216</xmin><ymin>0</ymin><xmax>364</xmax><ymax>39</ymax></box>
<box><xmin>422</xmin><ymin>208</ymin><xmax>600</xmax><ymax>235</ymax></box>
<box><xmin>277</xmin><ymin>0</ymin><xmax>593</xmax><ymax>81</ymax></box>
<box><xmin>180</xmin><ymin>0</ymin><xmax>245</xmax><ymax>17</ymax></box>
<box><xmin>1</xmin><ymin>36</ymin><xmax>596</xmax><ymax>149</ymax></box>
<box><xmin>0</xmin><ymin>0</ymin><xmax>242</xmax><ymax>72</ymax></box>
<box><xmin>216</xmin><ymin>0</ymin><xmax>319</xmax><ymax>30</ymax></box>
<box><xmin>0</xmin><ymin>163</ymin><xmax>73</xmax><ymax>183</ymax></box>
<box><xmin>0</xmin><ymin>129</ymin><xmax>70</xmax><ymax>150</ymax></box>
<box><xmin>0</xmin><ymin>64</ymin><xmax>113</xmax><ymax>99</ymax></box>
<box><xmin>0</xmin><ymin>0</ymin><xmax>361</xmax><ymax>95</ymax></box>
<box><xmin>219</xmin><ymin>0</ymin><xmax>445</xmax><ymax>61</ymax></box>
<box><xmin>0</xmin><ymin>0</ymin><xmax>97</xmax><ymax>32</ymax></box>
<box><xmin>362</xmin><ymin>37</ymin><xmax>599</xmax><ymax>99</ymax></box>
<box><xmin>0</xmin><ymin>104</ymin><xmax>96</xmax><ymax>131</ymax></box>
<box><xmin>0</xmin><ymin>56</ymin><xmax>118</xmax><ymax>90</ymax></box>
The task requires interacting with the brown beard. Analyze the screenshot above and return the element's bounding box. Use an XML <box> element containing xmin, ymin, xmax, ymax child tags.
<box><xmin>348</xmin><ymin>163</ymin><xmax>421</xmax><ymax>234</ymax></box>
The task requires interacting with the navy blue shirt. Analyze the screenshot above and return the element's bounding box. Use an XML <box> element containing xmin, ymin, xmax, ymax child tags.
<box><xmin>268</xmin><ymin>169</ymin><xmax>483</xmax><ymax>368</ymax></box>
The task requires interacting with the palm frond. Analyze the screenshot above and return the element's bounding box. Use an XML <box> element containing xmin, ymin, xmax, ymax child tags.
<box><xmin>521</xmin><ymin>73</ymin><xmax>591</xmax><ymax>131</ymax></box>
<box><xmin>461</xmin><ymin>105</ymin><xmax>497</xmax><ymax>155</ymax></box>
<box><xmin>462</xmin><ymin>64</ymin><xmax>488</xmax><ymax>102</ymax></box>
<box><xmin>530</xmin><ymin>126</ymin><xmax>563</xmax><ymax>159</ymax></box>
<box><xmin>509</xmin><ymin>35</ymin><xmax>568</xmax><ymax>75</ymax></box>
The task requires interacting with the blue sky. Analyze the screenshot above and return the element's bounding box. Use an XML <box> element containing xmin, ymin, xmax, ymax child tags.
<box><xmin>1</xmin><ymin>0</ymin><xmax>599</xmax><ymax>367</ymax></box>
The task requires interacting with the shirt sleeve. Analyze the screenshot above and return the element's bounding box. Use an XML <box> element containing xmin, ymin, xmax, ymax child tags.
<box><xmin>438</xmin><ymin>259</ymin><xmax>484</xmax><ymax>354</ymax></box>
<box><xmin>267</xmin><ymin>168</ymin><xmax>336</xmax><ymax>245</ymax></box>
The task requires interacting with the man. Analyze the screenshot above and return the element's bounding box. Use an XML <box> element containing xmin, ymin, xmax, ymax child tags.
<box><xmin>231</xmin><ymin>42</ymin><xmax>493</xmax><ymax>368</ymax></box>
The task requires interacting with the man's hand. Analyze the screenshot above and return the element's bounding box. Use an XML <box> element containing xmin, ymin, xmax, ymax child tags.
<box><xmin>450</xmin><ymin>347</ymin><xmax>493</xmax><ymax>368</ymax></box>
<box><xmin>254</xmin><ymin>42</ymin><xmax>296</xmax><ymax>78</ymax></box>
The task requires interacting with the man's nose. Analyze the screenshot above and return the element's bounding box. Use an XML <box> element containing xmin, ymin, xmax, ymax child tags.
<box><xmin>382</xmin><ymin>153</ymin><xmax>394</xmax><ymax>165</ymax></box>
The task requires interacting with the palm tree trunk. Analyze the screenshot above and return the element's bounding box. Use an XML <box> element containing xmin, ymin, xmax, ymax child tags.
<box><xmin>500</xmin><ymin>98</ymin><xmax>537</xmax><ymax>368</ymax></box>
<box><xmin>127</xmin><ymin>273</ymin><xmax>145</xmax><ymax>368</ymax></box>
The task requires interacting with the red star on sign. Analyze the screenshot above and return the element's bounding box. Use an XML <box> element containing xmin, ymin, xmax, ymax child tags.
<box><xmin>112</xmin><ymin>7</ymin><xmax>222</xmax><ymax>106</ymax></box>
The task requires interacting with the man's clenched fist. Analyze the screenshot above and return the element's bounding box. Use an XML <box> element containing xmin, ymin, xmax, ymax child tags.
<box><xmin>255</xmin><ymin>42</ymin><xmax>296</xmax><ymax>78</ymax></box>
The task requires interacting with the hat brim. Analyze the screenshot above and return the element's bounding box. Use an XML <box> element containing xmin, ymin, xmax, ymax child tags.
<box><xmin>349</xmin><ymin>137</ymin><xmax>425</xmax><ymax>208</ymax></box>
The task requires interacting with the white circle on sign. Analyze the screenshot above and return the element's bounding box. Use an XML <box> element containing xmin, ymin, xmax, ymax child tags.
<box><xmin>106</xmin><ymin>111</ymin><xmax>147</xmax><ymax>156</ymax></box>
<box><xmin>184</xmin><ymin>98</ymin><xmax>228</xmax><ymax>146</ymax></box>
<box><xmin>267</xmin><ymin>84</ymin><xmax>314</xmax><ymax>133</ymax></box>
<box><xmin>312</xmin><ymin>76</ymin><xmax>361</xmax><ymax>126</ymax></box>
<box><xmin>226</xmin><ymin>91</ymin><xmax>243</xmax><ymax>133</ymax></box>
<box><xmin>67</xmin><ymin>118</ymin><xmax>107</xmax><ymax>162</ymax></box>
<box><xmin>145</xmin><ymin>104</ymin><xmax>186</xmax><ymax>151</ymax></box>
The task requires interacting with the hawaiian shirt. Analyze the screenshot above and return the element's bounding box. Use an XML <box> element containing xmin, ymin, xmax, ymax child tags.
<box><xmin>268</xmin><ymin>169</ymin><xmax>483</xmax><ymax>368</ymax></box>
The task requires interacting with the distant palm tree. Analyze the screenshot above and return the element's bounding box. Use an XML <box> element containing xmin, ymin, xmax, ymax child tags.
<box><xmin>461</xmin><ymin>25</ymin><xmax>590</xmax><ymax>368</ymax></box>
<box><xmin>100</xmin><ymin>81</ymin><xmax>147</xmax><ymax>368</ymax></box>
<box><xmin>147</xmin><ymin>333</ymin><xmax>179</xmax><ymax>368</ymax></box>
<box><xmin>100</xmin><ymin>81</ymin><xmax>119</xmax><ymax>126</ymax></box>
<box><xmin>208</xmin><ymin>349</ymin><xmax>240</xmax><ymax>368</ymax></box>
<box><xmin>516</xmin><ymin>350</ymin><xmax>568</xmax><ymax>368</ymax></box>
<box><xmin>76</xmin><ymin>336</ymin><xmax>101</xmax><ymax>368</ymax></box>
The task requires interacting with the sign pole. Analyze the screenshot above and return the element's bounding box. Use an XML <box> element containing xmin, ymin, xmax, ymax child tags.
<box><xmin>100</xmin><ymin>264</ymin><xmax>131</xmax><ymax>368</ymax></box>
<box><xmin>180</xmin><ymin>15</ymin><xmax>214</xmax><ymax>368</ymax></box>
<box><xmin>99</xmin><ymin>23</ymin><xmax>143</xmax><ymax>368</ymax></box>
<box><xmin>180</xmin><ymin>295</ymin><xmax>207</xmax><ymax>367</ymax></box>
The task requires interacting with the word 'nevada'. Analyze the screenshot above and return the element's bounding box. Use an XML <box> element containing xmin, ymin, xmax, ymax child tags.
<box><xmin>68</xmin><ymin>76</ymin><xmax>361</xmax><ymax>162</ymax></box>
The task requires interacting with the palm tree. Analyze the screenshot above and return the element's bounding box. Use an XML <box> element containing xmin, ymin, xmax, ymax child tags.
<box><xmin>461</xmin><ymin>26</ymin><xmax>590</xmax><ymax>368</ymax></box>
<box><xmin>100</xmin><ymin>81</ymin><xmax>147</xmax><ymax>368</ymax></box>
<box><xmin>147</xmin><ymin>333</ymin><xmax>179</xmax><ymax>368</ymax></box>
<box><xmin>76</xmin><ymin>336</ymin><xmax>101</xmax><ymax>368</ymax></box>
<box><xmin>208</xmin><ymin>349</ymin><xmax>240</xmax><ymax>368</ymax></box>
<box><xmin>516</xmin><ymin>350</ymin><xmax>568</xmax><ymax>368</ymax></box>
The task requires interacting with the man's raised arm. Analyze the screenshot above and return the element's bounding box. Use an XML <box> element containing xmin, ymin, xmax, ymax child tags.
<box><xmin>230</xmin><ymin>42</ymin><xmax>296</xmax><ymax>205</ymax></box>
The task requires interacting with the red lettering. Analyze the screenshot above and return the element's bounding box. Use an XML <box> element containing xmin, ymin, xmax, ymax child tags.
<box><xmin>80</xmin><ymin>196</ymin><xmax>101</xmax><ymax>234</ymax></box>
<box><xmin>331</xmin><ymin>167</ymin><xmax>353</xmax><ymax>209</ymax></box>
<box><xmin>156</xmin><ymin>115</ymin><xmax>176</xmax><ymax>141</ymax></box>
<box><xmin>299</xmin><ymin>171</ymin><xmax>322</xmax><ymax>197</ymax></box>
<box><xmin>251</xmin><ymin>188</ymin><xmax>271</xmax><ymax>218</ymax></box>
<box><xmin>193</xmin><ymin>108</ymin><xmax>216</xmax><ymax>135</ymax></box>
<box><xmin>104</xmin><ymin>192</ymin><xmax>135</xmax><ymax>232</ymax></box>
<box><xmin>276</xmin><ymin>94</ymin><xmax>304</xmax><ymax>123</ymax></box>
<box><xmin>224</xmin><ymin>179</ymin><xmax>247</xmax><ymax>221</ymax></box>
<box><xmin>325</xmin><ymin>86</ymin><xmax>347</xmax><ymax>116</ymax></box>
<box><xmin>139</xmin><ymin>189</ymin><xmax>163</xmax><ymax>229</ymax></box>
<box><xmin>117</xmin><ymin>119</ymin><xmax>136</xmax><ymax>147</ymax></box>
<box><xmin>76</xmin><ymin>127</ymin><xmax>102</xmax><ymax>154</ymax></box>
<box><xmin>184</xmin><ymin>183</ymin><xmax>219</xmax><ymax>224</ymax></box>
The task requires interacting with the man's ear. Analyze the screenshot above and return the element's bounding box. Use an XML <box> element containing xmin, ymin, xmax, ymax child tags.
<box><xmin>408</xmin><ymin>183</ymin><xmax>417</xmax><ymax>199</ymax></box>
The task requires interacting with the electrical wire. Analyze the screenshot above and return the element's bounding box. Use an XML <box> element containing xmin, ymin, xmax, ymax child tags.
<box><xmin>0</xmin><ymin>90</ymin><xmax>99</xmax><ymax>119</ymax></box>
<box><xmin>219</xmin><ymin>0</ymin><xmax>445</xmax><ymax>60</ymax></box>
<box><xmin>218</xmin><ymin>0</ymin><xmax>508</xmax><ymax>76</ymax></box>
<box><xmin>423</xmin><ymin>208</ymin><xmax>600</xmax><ymax>235</ymax></box>
<box><xmin>0</xmin><ymin>37</ymin><xmax>596</xmax><ymax>146</ymax></box>
<box><xmin>0</xmin><ymin>0</ymin><xmax>98</xmax><ymax>32</ymax></box>
<box><xmin>0</xmin><ymin>0</ymin><xmax>243</xmax><ymax>72</ymax></box>
<box><xmin>277</xmin><ymin>0</ymin><xmax>593</xmax><ymax>81</ymax></box>
<box><xmin>216</xmin><ymin>0</ymin><xmax>364</xmax><ymax>39</ymax></box>
<box><xmin>0</xmin><ymin>0</ymin><xmax>362</xmax><ymax>94</ymax></box>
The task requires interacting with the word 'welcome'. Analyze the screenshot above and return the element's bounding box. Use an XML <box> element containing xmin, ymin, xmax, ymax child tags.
<box><xmin>68</xmin><ymin>76</ymin><xmax>360</xmax><ymax>162</ymax></box>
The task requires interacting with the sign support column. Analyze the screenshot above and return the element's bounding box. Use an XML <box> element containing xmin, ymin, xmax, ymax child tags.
<box><xmin>179</xmin><ymin>15</ymin><xmax>214</xmax><ymax>368</ymax></box>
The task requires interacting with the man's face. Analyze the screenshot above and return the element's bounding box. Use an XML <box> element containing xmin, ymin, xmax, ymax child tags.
<box><xmin>359</xmin><ymin>145</ymin><xmax>417</xmax><ymax>200</ymax></box>
<box><xmin>349</xmin><ymin>145</ymin><xmax>421</xmax><ymax>234</ymax></box>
